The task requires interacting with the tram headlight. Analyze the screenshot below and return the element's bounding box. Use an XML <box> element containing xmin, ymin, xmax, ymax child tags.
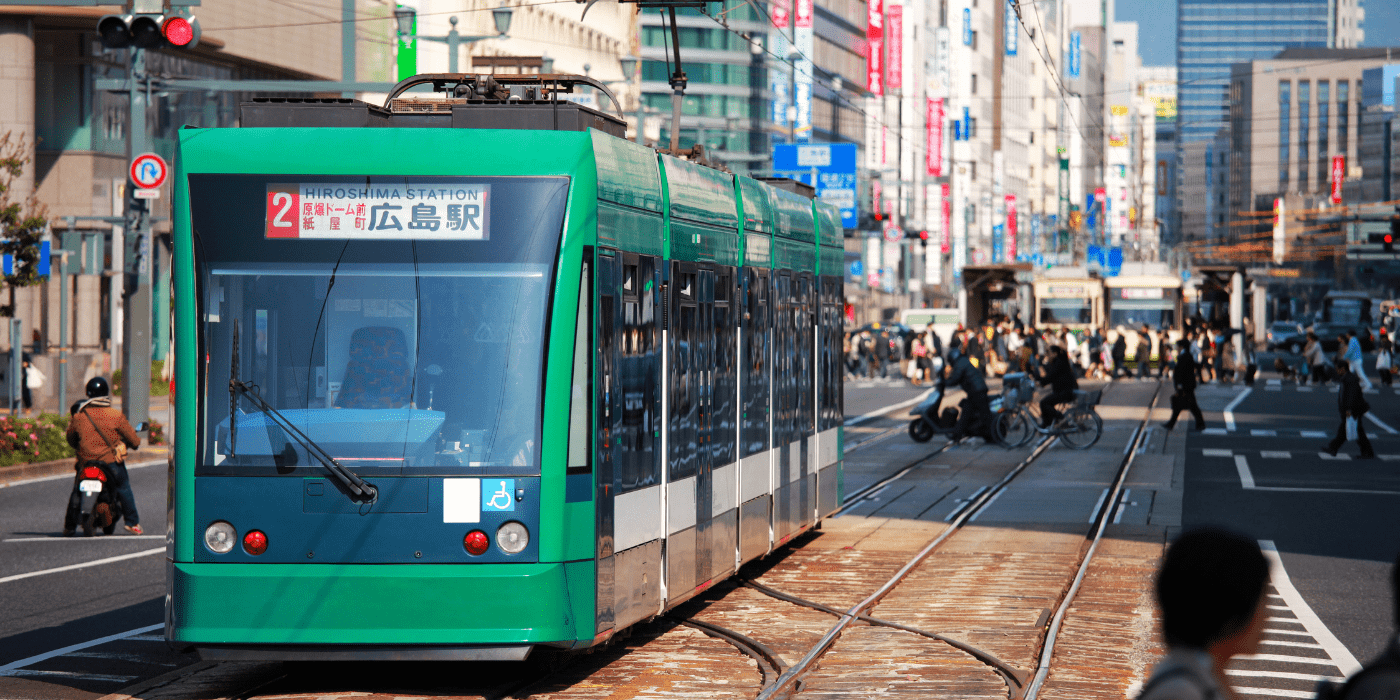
<box><xmin>204</xmin><ymin>521</ymin><xmax>237</xmax><ymax>554</ymax></box>
<box><xmin>496</xmin><ymin>522</ymin><xmax>529</xmax><ymax>554</ymax></box>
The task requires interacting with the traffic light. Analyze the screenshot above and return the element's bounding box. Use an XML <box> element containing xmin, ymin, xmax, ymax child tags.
<box><xmin>918</xmin><ymin>230</ymin><xmax>930</xmax><ymax>248</ymax></box>
<box><xmin>97</xmin><ymin>12</ymin><xmax>199</xmax><ymax>49</ymax></box>
<box><xmin>1368</xmin><ymin>231</ymin><xmax>1395</xmax><ymax>253</ymax></box>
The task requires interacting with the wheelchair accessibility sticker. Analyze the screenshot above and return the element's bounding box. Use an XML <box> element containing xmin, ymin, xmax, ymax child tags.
<box><xmin>483</xmin><ymin>479</ymin><xmax>515</xmax><ymax>512</ymax></box>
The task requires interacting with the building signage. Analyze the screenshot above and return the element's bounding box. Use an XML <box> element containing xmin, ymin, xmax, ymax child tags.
<box><xmin>1005</xmin><ymin>194</ymin><xmax>1017</xmax><ymax>261</ymax></box>
<box><xmin>1331</xmin><ymin>155</ymin><xmax>1345</xmax><ymax>204</ymax></box>
<box><xmin>871</xmin><ymin>178</ymin><xmax>883</xmax><ymax>219</ymax></box>
<box><xmin>992</xmin><ymin>223</ymin><xmax>1005</xmax><ymax>263</ymax></box>
<box><xmin>1004</xmin><ymin>0</ymin><xmax>1017</xmax><ymax>56</ymax></box>
<box><xmin>962</xmin><ymin>7</ymin><xmax>971</xmax><ymax>45</ymax></box>
<box><xmin>794</xmin><ymin>0</ymin><xmax>812</xmax><ymax>27</ymax></box>
<box><xmin>887</xmin><ymin>4</ymin><xmax>903</xmax><ymax>90</ymax></box>
<box><xmin>773</xmin><ymin>143</ymin><xmax>858</xmax><ymax>228</ymax></box>
<box><xmin>794</xmin><ymin>0</ymin><xmax>814</xmax><ymax>142</ymax></box>
<box><xmin>866</xmin><ymin>0</ymin><xmax>884</xmax><ymax>95</ymax></box>
<box><xmin>1120</xmin><ymin>288</ymin><xmax>1164</xmax><ymax>300</ymax></box>
<box><xmin>940</xmin><ymin>183</ymin><xmax>951</xmax><ymax>254</ymax></box>
<box><xmin>931</xmin><ymin>27</ymin><xmax>951</xmax><ymax>98</ymax></box>
<box><xmin>1068</xmin><ymin>31</ymin><xmax>1081</xmax><ymax>78</ymax></box>
<box><xmin>927</xmin><ymin>97</ymin><xmax>944</xmax><ymax>176</ymax></box>
<box><xmin>1273</xmin><ymin>197</ymin><xmax>1285</xmax><ymax>264</ymax></box>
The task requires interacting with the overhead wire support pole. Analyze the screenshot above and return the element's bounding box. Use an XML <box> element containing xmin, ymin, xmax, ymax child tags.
<box><xmin>666</xmin><ymin>7</ymin><xmax>687</xmax><ymax>154</ymax></box>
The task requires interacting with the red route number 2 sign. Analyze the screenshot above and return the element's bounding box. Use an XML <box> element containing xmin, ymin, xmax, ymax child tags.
<box><xmin>266</xmin><ymin>184</ymin><xmax>300</xmax><ymax>238</ymax></box>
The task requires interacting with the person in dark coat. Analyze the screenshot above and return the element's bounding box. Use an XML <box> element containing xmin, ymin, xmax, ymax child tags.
<box><xmin>1038</xmin><ymin>344</ymin><xmax>1079</xmax><ymax>428</ymax></box>
<box><xmin>1324</xmin><ymin>359</ymin><xmax>1376</xmax><ymax>458</ymax></box>
<box><xmin>1164</xmin><ymin>339</ymin><xmax>1206</xmax><ymax>431</ymax></box>
<box><xmin>873</xmin><ymin>329</ymin><xmax>891</xmax><ymax>378</ymax></box>
<box><xmin>1111</xmin><ymin>332</ymin><xmax>1128</xmax><ymax>379</ymax></box>
<box><xmin>1136</xmin><ymin>325</ymin><xmax>1153</xmax><ymax>379</ymax></box>
<box><xmin>942</xmin><ymin>341</ymin><xmax>990</xmax><ymax>440</ymax></box>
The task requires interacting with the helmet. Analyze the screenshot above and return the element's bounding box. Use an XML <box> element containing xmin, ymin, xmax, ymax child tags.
<box><xmin>85</xmin><ymin>376</ymin><xmax>110</xmax><ymax>398</ymax></box>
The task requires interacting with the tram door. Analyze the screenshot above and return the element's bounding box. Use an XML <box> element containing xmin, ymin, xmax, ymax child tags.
<box><xmin>668</xmin><ymin>263</ymin><xmax>716</xmax><ymax>596</ymax></box>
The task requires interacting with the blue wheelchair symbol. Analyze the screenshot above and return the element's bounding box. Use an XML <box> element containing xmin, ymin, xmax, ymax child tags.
<box><xmin>482</xmin><ymin>479</ymin><xmax>515</xmax><ymax>512</ymax></box>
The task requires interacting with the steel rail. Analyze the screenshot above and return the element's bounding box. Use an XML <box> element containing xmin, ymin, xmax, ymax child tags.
<box><xmin>673</xmin><ymin>617</ymin><xmax>787</xmax><ymax>690</ymax></box>
<box><xmin>1021</xmin><ymin>380</ymin><xmax>1164</xmax><ymax>700</ymax></box>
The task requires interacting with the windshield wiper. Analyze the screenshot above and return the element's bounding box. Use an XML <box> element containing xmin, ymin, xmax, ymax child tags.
<box><xmin>229</xmin><ymin>378</ymin><xmax>379</xmax><ymax>503</ymax></box>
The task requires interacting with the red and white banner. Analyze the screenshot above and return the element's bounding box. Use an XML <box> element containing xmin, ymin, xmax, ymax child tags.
<box><xmin>1331</xmin><ymin>155</ymin><xmax>1345</xmax><ymax>204</ymax></box>
<box><xmin>866</xmin><ymin>0</ymin><xmax>883</xmax><ymax>95</ymax></box>
<box><xmin>265</xmin><ymin>182</ymin><xmax>490</xmax><ymax>240</ymax></box>
<box><xmin>770</xmin><ymin>0</ymin><xmax>789</xmax><ymax>31</ymax></box>
<box><xmin>1005</xmin><ymin>194</ymin><xmax>1017</xmax><ymax>261</ymax></box>
<box><xmin>886</xmin><ymin>4</ymin><xmax>903</xmax><ymax>91</ymax></box>
<box><xmin>940</xmin><ymin>183</ymin><xmax>951</xmax><ymax>254</ymax></box>
<box><xmin>795</xmin><ymin>0</ymin><xmax>812</xmax><ymax>28</ymax></box>
<box><xmin>926</xmin><ymin>97</ymin><xmax>944</xmax><ymax>176</ymax></box>
<box><xmin>871</xmin><ymin>179</ymin><xmax>883</xmax><ymax>219</ymax></box>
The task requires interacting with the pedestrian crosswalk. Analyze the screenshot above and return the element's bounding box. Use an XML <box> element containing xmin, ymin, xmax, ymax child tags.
<box><xmin>1258</xmin><ymin>378</ymin><xmax>1393</xmax><ymax>394</ymax></box>
<box><xmin>1221</xmin><ymin>541</ymin><xmax>1362</xmax><ymax>699</ymax></box>
<box><xmin>1197</xmin><ymin>428</ymin><xmax>1379</xmax><ymax>439</ymax></box>
<box><xmin>1200</xmin><ymin>447</ymin><xmax>1400</xmax><ymax>461</ymax></box>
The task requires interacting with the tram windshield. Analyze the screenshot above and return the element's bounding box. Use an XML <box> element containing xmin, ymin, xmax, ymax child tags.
<box><xmin>190</xmin><ymin>175</ymin><xmax>568</xmax><ymax>475</ymax></box>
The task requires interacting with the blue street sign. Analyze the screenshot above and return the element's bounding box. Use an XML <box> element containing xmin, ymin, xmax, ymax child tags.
<box><xmin>1087</xmin><ymin>245</ymin><xmax>1104</xmax><ymax>271</ymax></box>
<box><xmin>1005</xmin><ymin>0</ymin><xmax>1017</xmax><ymax>56</ymax></box>
<box><xmin>992</xmin><ymin>224</ymin><xmax>1004</xmax><ymax>263</ymax></box>
<box><xmin>1107</xmin><ymin>246</ymin><xmax>1123</xmax><ymax>277</ymax></box>
<box><xmin>963</xmin><ymin>8</ymin><xmax>972</xmax><ymax>45</ymax></box>
<box><xmin>850</xmin><ymin>260</ymin><xmax>863</xmax><ymax>277</ymax></box>
<box><xmin>1069</xmin><ymin>31</ymin><xmax>1081</xmax><ymax>78</ymax></box>
<box><xmin>772</xmin><ymin>142</ymin><xmax>859</xmax><ymax>229</ymax></box>
<box><xmin>38</xmin><ymin>241</ymin><xmax>50</xmax><ymax>277</ymax></box>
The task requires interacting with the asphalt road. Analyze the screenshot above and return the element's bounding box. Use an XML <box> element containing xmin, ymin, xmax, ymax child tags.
<box><xmin>1179</xmin><ymin>366</ymin><xmax>1400</xmax><ymax>667</ymax></box>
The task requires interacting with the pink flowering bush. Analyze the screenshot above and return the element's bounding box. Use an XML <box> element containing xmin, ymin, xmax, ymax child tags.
<box><xmin>0</xmin><ymin>414</ymin><xmax>75</xmax><ymax>467</ymax></box>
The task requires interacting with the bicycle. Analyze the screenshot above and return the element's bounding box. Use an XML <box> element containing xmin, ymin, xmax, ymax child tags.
<box><xmin>994</xmin><ymin>374</ymin><xmax>1104</xmax><ymax>450</ymax></box>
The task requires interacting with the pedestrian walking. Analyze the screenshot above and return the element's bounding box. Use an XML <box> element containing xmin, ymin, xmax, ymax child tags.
<box><xmin>1323</xmin><ymin>359</ymin><xmax>1376</xmax><ymax>459</ymax></box>
<box><xmin>1137</xmin><ymin>325</ymin><xmax>1153</xmax><ymax>380</ymax></box>
<box><xmin>1345</xmin><ymin>329</ymin><xmax>1374</xmax><ymax>391</ymax></box>
<box><xmin>1136</xmin><ymin>528</ymin><xmax>1270</xmax><ymax>700</ymax></box>
<box><xmin>1377</xmin><ymin>340</ymin><xmax>1394</xmax><ymax>387</ymax></box>
<box><xmin>874</xmin><ymin>329</ymin><xmax>892</xmax><ymax>379</ymax></box>
<box><xmin>1314</xmin><ymin>553</ymin><xmax>1400</xmax><ymax>698</ymax></box>
<box><xmin>1164</xmin><ymin>339</ymin><xmax>1206</xmax><ymax>431</ymax></box>
<box><xmin>1158</xmin><ymin>330</ymin><xmax>1174</xmax><ymax>378</ymax></box>
<box><xmin>1305</xmin><ymin>332</ymin><xmax>1327</xmax><ymax>384</ymax></box>
<box><xmin>909</xmin><ymin>337</ymin><xmax>928</xmax><ymax>385</ymax></box>
<box><xmin>1110</xmin><ymin>330</ymin><xmax>1128</xmax><ymax>380</ymax></box>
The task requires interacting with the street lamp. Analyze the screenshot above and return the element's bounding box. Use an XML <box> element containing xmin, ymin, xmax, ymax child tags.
<box><xmin>398</xmin><ymin>4</ymin><xmax>513</xmax><ymax>74</ymax></box>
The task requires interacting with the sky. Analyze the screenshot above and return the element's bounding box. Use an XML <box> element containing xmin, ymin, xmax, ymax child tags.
<box><xmin>1115</xmin><ymin>0</ymin><xmax>1400</xmax><ymax>67</ymax></box>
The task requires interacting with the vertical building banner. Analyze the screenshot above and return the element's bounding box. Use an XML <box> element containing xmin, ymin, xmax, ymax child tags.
<box><xmin>1005</xmin><ymin>195</ymin><xmax>1017</xmax><ymax>261</ymax></box>
<box><xmin>770</xmin><ymin>0</ymin><xmax>791</xmax><ymax>132</ymax></box>
<box><xmin>1331</xmin><ymin>155</ymin><xmax>1345</xmax><ymax>204</ymax></box>
<box><xmin>866</xmin><ymin>0</ymin><xmax>884</xmax><ymax>96</ymax></box>
<box><xmin>1273</xmin><ymin>197</ymin><xmax>1286</xmax><ymax>264</ymax></box>
<box><xmin>794</xmin><ymin>0</ymin><xmax>814</xmax><ymax>142</ymax></box>
<box><xmin>1068</xmin><ymin>31</ymin><xmax>1081</xmax><ymax>78</ymax></box>
<box><xmin>940</xmin><ymin>183</ymin><xmax>952</xmax><ymax>255</ymax></box>
<box><xmin>927</xmin><ymin>98</ymin><xmax>944</xmax><ymax>176</ymax></box>
<box><xmin>872</xmin><ymin>178</ymin><xmax>883</xmax><ymax>219</ymax></box>
<box><xmin>887</xmin><ymin>4</ymin><xmax>903</xmax><ymax>90</ymax></box>
<box><xmin>932</xmin><ymin>27</ymin><xmax>951</xmax><ymax>97</ymax></box>
<box><xmin>1004</xmin><ymin>0</ymin><xmax>1017</xmax><ymax>56</ymax></box>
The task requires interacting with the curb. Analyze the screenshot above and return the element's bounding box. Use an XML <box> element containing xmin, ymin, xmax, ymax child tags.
<box><xmin>0</xmin><ymin>448</ymin><xmax>169</xmax><ymax>488</ymax></box>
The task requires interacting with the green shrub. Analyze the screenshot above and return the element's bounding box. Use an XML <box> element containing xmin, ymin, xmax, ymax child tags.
<box><xmin>0</xmin><ymin>413</ymin><xmax>75</xmax><ymax>467</ymax></box>
<box><xmin>109</xmin><ymin>361</ymin><xmax>169</xmax><ymax>397</ymax></box>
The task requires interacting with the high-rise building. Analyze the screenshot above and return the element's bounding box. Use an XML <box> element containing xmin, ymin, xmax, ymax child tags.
<box><xmin>1141</xmin><ymin>66</ymin><xmax>1176</xmax><ymax>252</ymax></box>
<box><xmin>1174</xmin><ymin>0</ymin><xmax>1362</xmax><ymax>244</ymax></box>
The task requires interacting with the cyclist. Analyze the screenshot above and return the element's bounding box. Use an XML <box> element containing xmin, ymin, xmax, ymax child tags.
<box><xmin>943</xmin><ymin>337</ymin><xmax>991</xmax><ymax>440</ymax></box>
<box><xmin>1038</xmin><ymin>344</ymin><xmax>1079</xmax><ymax>428</ymax></box>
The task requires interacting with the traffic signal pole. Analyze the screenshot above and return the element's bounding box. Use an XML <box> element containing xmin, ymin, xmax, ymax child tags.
<box><xmin>122</xmin><ymin>45</ymin><xmax>152</xmax><ymax>427</ymax></box>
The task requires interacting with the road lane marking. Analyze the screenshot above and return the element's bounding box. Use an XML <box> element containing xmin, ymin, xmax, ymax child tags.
<box><xmin>1111</xmin><ymin>489</ymin><xmax>1132</xmax><ymax>524</ymax></box>
<box><xmin>1224</xmin><ymin>388</ymin><xmax>1252</xmax><ymax>431</ymax></box>
<box><xmin>0</xmin><ymin>669</ymin><xmax>138</xmax><ymax>683</ymax></box>
<box><xmin>1366</xmin><ymin>413</ymin><xmax>1399</xmax><ymax>434</ymax></box>
<box><xmin>0</xmin><ymin>623</ymin><xmax>162</xmax><ymax>673</ymax></box>
<box><xmin>1301</xmin><ymin>430</ymin><xmax>1329</xmax><ymax>438</ymax></box>
<box><xmin>1260</xmin><ymin>640</ymin><xmax>1325</xmax><ymax>649</ymax></box>
<box><xmin>0</xmin><ymin>547</ymin><xmax>164</xmax><ymax>585</ymax></box>
<box><xmin>844</xmin><ymin>388</ymin><xmax>934</xmax><ymax>427</ymax></box>
<box><xmin>1264</xmin><ymin>629</ymin><xmax>1316</xmax><ymax>636</ymax></box>
<box><xmin>1235</xmin><ymin>455</ymin><xmax>1256</xmax><ymax>489</ymax></box>
<box><xmin>1243</xmin><ymin>485</ymin><xmax>1400</xmax><ymax>496</ymax></box>
<box><xmin>1297</xmin><ymin>386</ymin><xmax>1313</xmax><ymax>392</ymax></box>
<box><xmin>1236</xmin><ymin>653</ymin><xmax>1343</xmax><ymax>666</ymax></box>
<box><xmin>4</xmin><ymin>535</ymin><xmax>164</xmax><ymax>542</ymax></box>
<box><xmin>1202</xmin><ymin>428</ymin><xmax>1228</xmax><ymax>435</ymax></box>
<box><xmin>966</xmin><ymin>487</ymin><xmax>1006</xmax><ymax>522</ymax></box>
<box><xmin>1319</xmin><ymin>452</ymin><xmax>1351</xmax><ymax>460</ymax></box>
<box><xmin>1251</xmin><ymin>429</ymin><xmax>1277</xmax><ymax>436</ymax></box>
<box><xmin>1203</xmin><ymin>448</ymin><xmax>1233</xmax><ymax>457</ymax></box>
<box><xmin>1260</xmin><ymin>451</ymin><xmax>1291</xmax><ymax>459</ymax></box>
<box><xmin>1227</xmin><ymin>669</ymin><xmax>1346</xmax><ymax>682</ymax></box>
<box><xmin>1259</xmin><ymin>540</ymin><xmax>1362</xmax><ymax>676</ymax></box>
<box><xmin>1231</xmin><ymin>689</ymin><xmax>1315</xmax><ymax>699</ymax></box>
<box><xmin>1087</xmin><ymin>488</ymin><xmax>1110</xmax><ymax>524</ymax></box>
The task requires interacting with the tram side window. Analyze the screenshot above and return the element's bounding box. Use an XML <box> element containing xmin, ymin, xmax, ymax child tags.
<box><xmin>819</xmin><ymin>278</ymin><xmax>841</xmax><ymax>431</ymax></box>
<box><xmin>617</xmin><ymin>255</ymin><xmax>659</xmax><ymax>492</ymax></box>
<box><xmin>773</xmin><ymin>273</ymin><xmax>794</xmax><ymax>442</ymax></box>
<box><xmin>713</xmin><ymin>270</ymin><xmax>737</xmax><ymax>468</ymax></box>
<box><xmin>741</xmin><ymin>269</ymin><xmax>770</xmax><ymax>457</ymax></box>
<box><xmin>796</xmin><ymin>274</ymin><xmax>815</xmax><ymax>436</ymax></box>
<box><xmin>669</xmin><ymin>268</ymin><xmax>699</xmax><ymax>481</ymax></box>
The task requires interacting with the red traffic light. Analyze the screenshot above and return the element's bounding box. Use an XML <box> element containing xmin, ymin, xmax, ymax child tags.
<box><xmin>162</xmin><ymin>16</ymin><xmax>195</xmax><ymax>47</ymax></box>
<box><xmin>919</xmin><ymin>230</ymin><xmax>930</xmax><ymax>240</ymax></box>
<box><xmin>1386</xmin><ymin>234</ymin><xmax>1394</xmax><ymax>244</ymax></box>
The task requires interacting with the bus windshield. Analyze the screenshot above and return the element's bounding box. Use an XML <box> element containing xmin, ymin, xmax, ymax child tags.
<box><xmin>190</xmin><ymin>175</ymin><xmax>568</xmax><ymax>476</ymax></box>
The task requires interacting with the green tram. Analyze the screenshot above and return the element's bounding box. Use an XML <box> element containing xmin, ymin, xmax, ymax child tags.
<box><xmin>168</xmin><ymin>75</ymin><xmax>845</xmax><ymax>659</ymax></box>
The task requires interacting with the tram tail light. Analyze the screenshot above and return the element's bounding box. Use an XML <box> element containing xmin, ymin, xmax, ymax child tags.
<box><xmin>464</xmin><ymin>530</ymin><xmax>490</xmax><ymax>555</ymax></box>
<box><xmin>243</xmin><ymin>530</ymin><xmax>268</xmax><ymax>555</ymax></box>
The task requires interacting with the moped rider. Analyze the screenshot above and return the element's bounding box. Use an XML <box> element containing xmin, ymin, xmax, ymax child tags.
<box><xmin>64</xmin><ymin>377</ymin><xmax>143</xmax><ymax>536</ymax></box>
<box><xmin>942</xmin><ymin>336</ymin><xmax>991</xmax><ymax>441</ymax></box>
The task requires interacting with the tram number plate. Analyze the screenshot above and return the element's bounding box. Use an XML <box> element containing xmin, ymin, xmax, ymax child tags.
<box><xmin>266</xmin><ymin>181</ymin><xmax>491</xmax><ymax>241</ymax></box>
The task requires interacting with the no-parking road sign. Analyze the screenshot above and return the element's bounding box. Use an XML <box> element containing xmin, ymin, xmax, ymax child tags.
<box><xmin>129</xmin><ymin>153</ymin><xmax>168</xmax><ymax>190</ymax></box>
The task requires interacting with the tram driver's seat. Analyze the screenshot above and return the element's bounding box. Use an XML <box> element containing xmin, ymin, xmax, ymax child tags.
<box><xmin>336</xmin><ymin>326</ymin><xmax>413</xmax><ymax>409</ymax></box>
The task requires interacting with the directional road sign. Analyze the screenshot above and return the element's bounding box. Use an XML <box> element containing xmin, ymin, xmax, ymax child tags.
<box><xmin>129</xmin><ymin>153</ymin><xmax>167</xmax><ymax>190</ymax></box>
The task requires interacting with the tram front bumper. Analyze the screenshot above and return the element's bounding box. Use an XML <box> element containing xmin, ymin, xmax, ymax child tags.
<box><xmin>168</xmin><ymin>560</ymin><xmax>591</xmax><ymax>647</ymax></box>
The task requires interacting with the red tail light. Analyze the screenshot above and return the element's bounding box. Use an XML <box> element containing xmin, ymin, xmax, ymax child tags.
<box><xmin>242</xmin><ymin>530</ymin><xmax>268</xmax><ymax>555</ymax></box>
<box><xmin>82</xmin><ymin>466</ymin><xmax>106</xmax><ymax>481</ymax></box>
<box><xmin>464</xmin><ymin>530</ymin><xmax>489</xmax><ymax>555</ymax></box>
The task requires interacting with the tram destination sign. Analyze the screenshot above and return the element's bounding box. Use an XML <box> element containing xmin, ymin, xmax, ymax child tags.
<box><xmin>265</xmin><ymin>182</ymin><xmax>490</xmax><ymax>240</ymax></box>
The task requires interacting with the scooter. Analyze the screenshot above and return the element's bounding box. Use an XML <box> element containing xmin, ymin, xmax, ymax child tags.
<box><xmin>72</xmin><ymin>461</ymin><xmax>124</xmax><ymax>536</ymax></box>
<box><xmin>908</xmin><ymin>381</ymin><xmax>1003</xmax><ymax>443</ymax></box>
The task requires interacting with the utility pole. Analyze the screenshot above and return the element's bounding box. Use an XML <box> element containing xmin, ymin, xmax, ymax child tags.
<box><xmin>122</xmin><ymin>45</ymin><xmax>152</xmax><ymax>426</ymax></box>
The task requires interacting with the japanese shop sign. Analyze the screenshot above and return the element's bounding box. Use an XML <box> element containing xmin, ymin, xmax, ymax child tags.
<box><xmin>265</xmin><ymin>182</ymin><xmax>490</xmax><ymax>240</ymax></box>
<box><xmin>866</xmin><ymin>0</ymin><xmax>883</xmax><ymax>95</ymax></box>
<box><xmin>887</xmin><ymin>4</ymin><xmax>903</xmax><ymax>90</ymax></box>
<box><xmin>927</xmin><ymin>97</ymin><xmax>944</xmax><ymax>176</ymax></box>
<box><xmin>1331</xmin><ymin>155</ymin><xmax>1345</xmax><ymax>204</ymax></box>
